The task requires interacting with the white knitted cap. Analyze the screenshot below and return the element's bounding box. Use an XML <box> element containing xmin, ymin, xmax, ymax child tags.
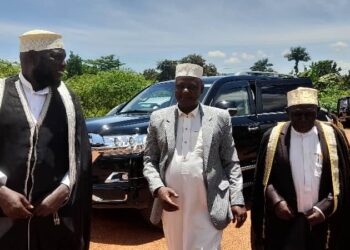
<box><xmin>287</xmin><ymin>87</ymin><xmax>318</xmax><ymax>107</ymax></box>
<box><xmin>19</xmin><ymin>29</ymin><xmax>64</xmax><ymax>52</ymax></box>
<box><xmin>175</xmin><ymin>63</ymin><xmax>203</xmax><ymax>79</ymax></box>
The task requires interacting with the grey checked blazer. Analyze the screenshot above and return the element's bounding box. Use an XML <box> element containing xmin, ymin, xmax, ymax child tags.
<box><xmin>143</xmin><ymin>104</ymin><xmax>244</xmax><ymax>230</ymax></box>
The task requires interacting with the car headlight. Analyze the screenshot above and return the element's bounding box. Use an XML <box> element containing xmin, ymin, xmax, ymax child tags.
<box><xmin>89</xmin><ymin>133</ymin><xmax>147</xmax><ymax>156</ymax></box>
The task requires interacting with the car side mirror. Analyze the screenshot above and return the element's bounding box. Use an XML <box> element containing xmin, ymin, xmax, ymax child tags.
<box><xmin>214</xmin><ymin>100</ymin><xmax>238</xmax><ymax>116</ymax></box>
<box><xmin>227</xmin><ymin>108</ymin><xmax>238</xmax><ymax>116</ymax></box>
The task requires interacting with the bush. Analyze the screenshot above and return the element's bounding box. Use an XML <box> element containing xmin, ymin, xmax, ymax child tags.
<box><xmin>0</xmin><ymin>60</ymin><xmax>20</xmax><ymax>78</ymax></box>
<box><xmin>319</xmin><ymin>86</ymin><xmax>350</xmax><ymax>112</ymax></box>
<box><xmin>66</xmin><ymin>70</ymin><xmax>151</xmax><ymax>117</ymax></box>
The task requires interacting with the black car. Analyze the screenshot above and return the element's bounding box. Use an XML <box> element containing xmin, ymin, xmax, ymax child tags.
<box><xmin>337</xmin><ymin>96</ymin><xmax>350</xmax><ymax>127</ymax></box>
<box><xmin>87</xmin><ymin>73</ymin><xmax>329</xmax><ymax>220</ymax></box>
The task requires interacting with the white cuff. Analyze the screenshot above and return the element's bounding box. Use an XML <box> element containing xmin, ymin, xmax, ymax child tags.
<box><xmin>61</xmin><ymin>172</ymin><xmax>70</xmax><ymax>189</ymax></box>
<box><xmin>313</xmin><ymin>206</ymin><xmax>326</xmax><ymax>220</ymax></box>
<box><xmin>0</xmin><ymin>171</ymin><xmax>7</xmax><ymax>186</ymax></box>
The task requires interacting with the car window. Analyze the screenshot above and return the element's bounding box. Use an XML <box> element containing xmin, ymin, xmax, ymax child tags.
<box><xmin>120</xmin><ymin>82</ymin><xmax>174</xmax><ymax>113</ymax></box>
<box><xmin>339</xmin><ymin>98</ymin><xmax>348</xmax><ymax>111</ymax></box>
<box><xmin>119</xmin><ymin>81</ymin><xmax>211</xmax><ymax>114</ymax></box>
<box><xmin>213</xmin><ymin>86</ymin><xmax>251</xmax><ymax>116</ymax></box>
<box><xmin>261</xmin><ymin>84</ymin><xmax>299</xmax><ymax>113</ymax></box>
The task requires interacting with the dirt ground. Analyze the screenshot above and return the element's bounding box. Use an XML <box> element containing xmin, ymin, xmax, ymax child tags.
<box><xmin>90</xmin><ymin>129</ymin><xmax>350</xmax><ymax>250</ymax></box>
<box><xmin>90</xmin><ymin>209</ymin><xmax>251</xmax><ymax>250</ymax></box>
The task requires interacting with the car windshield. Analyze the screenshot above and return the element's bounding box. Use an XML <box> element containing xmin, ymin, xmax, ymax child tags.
<box><xmin>119</xmin><ymin>81</ymin><xmax>210</xmax><ymax>114</ymax></box>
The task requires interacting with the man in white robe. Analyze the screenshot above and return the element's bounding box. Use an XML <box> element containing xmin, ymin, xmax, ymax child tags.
<box><xmin>144</xmin><ymin>63</ymin><xmax>247</xmax><ymax>250</ymax></box>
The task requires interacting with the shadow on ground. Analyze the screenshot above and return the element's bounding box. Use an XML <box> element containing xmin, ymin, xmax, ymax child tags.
<box><xmin>91</xmin><ymin>209</ymin><xmax>163</xmax><ymax>245</ymax></box>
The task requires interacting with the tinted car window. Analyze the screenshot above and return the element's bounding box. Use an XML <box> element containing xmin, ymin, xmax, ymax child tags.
<box><xmin>261</xmin><ymin>84</ymin><xmax>299</xmax><ymax>113</ymax></box>
<box><xmin>119</xmin><ymin>81</ymin><xmax>211</xmax><ymax>114</ymax></box>
<box><xmin>339</xmin><ymin>98</ymin><xmax>348</xmax><ymax>111</ymax></box>
<box><xmin>120</xmin><ymin>82</ymin><xmax>174</xmax><ymax>113</ymax></box>
<box><xmin>213</xmin><ymin>86</ymin><xmax>251</xmax><ymax>116</ymax></box>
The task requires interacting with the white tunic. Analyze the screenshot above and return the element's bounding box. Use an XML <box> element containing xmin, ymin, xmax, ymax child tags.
<box><xmin>290</xmin><ymin>126</ymin><xmax>323</xmax><ymax>213</ymax></box>
<box><xmin>162</xmin><ymin>105</ymin><xmax>222</xmax><ymax>250</ymax></box>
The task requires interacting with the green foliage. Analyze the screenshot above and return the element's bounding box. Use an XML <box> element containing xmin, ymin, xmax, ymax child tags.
<box><xmin>156</xmin><ymin>59</ymin><xmax>177</xmax><ymax>81</ymax></box>
<box><xmin>301</xmin><ymin>60</ymin><xmax>342</xmax><ymax>84</ymax></box>
<box><xmin>312</xmin><ymin>72</ymin><xmax>350</xmax><ymax>112</ymax></box>
<box><xmin>66</xmin><ymin>51</ymin><xmax>83</xmax><ymax>79</ymax></box>
<box><xmin>180</xmin><ymin>54</ymin><xmax>206</xmax><ymax>67</ymax></box>
<box><xmin>156</xmin><ymin>54</ymin><xmax>219</xmax><ymax>81</ymax></box>
<box><xmin>0</xmin><ymin>60</ymin><xmax>20</xmax><ymax>78</ymax></box>
<box><xmin>319</xmin><ymin>85</ymin><xmax>350</xmax><ymax>112</ymax></box>
<box><xmin>179</xmin><ymin>54</ymin><xmax>218</xmax><ymax>76</ymax></box>
<box><xmin>66</xmin><ymin>70</ymin><xmax>151</xmax><ymax>117</ymax></box>
<box><xmin>284</xmin><ymin>46</ymin><xmax>311</xmax><ymax>74</ymax></box>
<box><xmin>203</xmin><ymin>63</ymin><xmax>218</xmax><ymax>76</ymax></box>
<box><xmin>342</xmin><ymin>70</ymin><xmax>350</xmax><ymax>87</ymax></box>
<box><xmin>84</xmin><ymin>55</ymin><xmax>124</xmax><ymax>72</ymax></box>
<box><xmin>143</xmin><ymin>68</ymin><xmax>158</xmax><ymax>82</ymax></box>
<box><xmin>250</xmin><ymin>58</ymin><xmax>274</xmax><ymax>72</ymax></box>
<box><xmin>315</xmin><ymin>73</ymin><xmax>341</xmax><ymax>90</ymax></box>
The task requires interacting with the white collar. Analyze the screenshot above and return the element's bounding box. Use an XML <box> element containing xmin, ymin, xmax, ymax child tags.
<box><xmin>291</xmin><ymin>125</ymin><xmax>318</xmax><ymax>138</ymax></box>
<box><xmin>19</xmin><ymin>72</ymin><xmax>49</xmax><ymax>95</ymax></box>
<box><xmin>177</xmin><ymin>104</ymin><xmax>199</xmax><ymax>118</ymax></box>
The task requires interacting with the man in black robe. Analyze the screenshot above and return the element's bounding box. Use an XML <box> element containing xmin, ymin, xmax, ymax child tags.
<box><xmin>0</xmin><ymin>30</ymin><xmax>91</xmax><ymax>250</ymax></box>
<box><xmin>251</xmin><ymin>87</ymin><xmax>350</xmax><ymax>250</ymax></box>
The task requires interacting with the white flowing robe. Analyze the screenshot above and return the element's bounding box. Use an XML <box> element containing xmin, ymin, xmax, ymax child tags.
<box><xmin>163</xmin><ymin>106</ymin><xmax>222</xmax><ymax>250</ymax></box>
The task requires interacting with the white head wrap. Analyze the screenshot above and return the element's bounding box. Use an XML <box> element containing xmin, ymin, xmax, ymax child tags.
<box><xmin>19</xmin><ymin>29</ymin><xmax>64</xmax><ymax>53</ymax></box>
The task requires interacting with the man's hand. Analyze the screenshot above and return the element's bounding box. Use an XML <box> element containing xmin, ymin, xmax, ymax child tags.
<box><xmin>157</xmin><ymin>187</ymin><xmax>179</xmax><ymax>212</ymax></box>
<box><xmin>34</xmin><ymin>184</ymin><xmax>69</xmax><ymax>217</ymax></box>
<box><xmin>274</xmin><ymin>200</ymin><xmax>295</xmax><ymax>220</ymax></box>
<box><xmin>306</xmin><ymin>207</ymin><xmax>325</xmax><ymax>226</ymax></box>
<box><xmin>231</xmin><ymin>205</ymin><xmax>247</xmax><ymax>228</ymax></box>
<box><xmin>0</xmin><ymin>186</ymin><xmax>33</xmax><ymax>219</ymax></box>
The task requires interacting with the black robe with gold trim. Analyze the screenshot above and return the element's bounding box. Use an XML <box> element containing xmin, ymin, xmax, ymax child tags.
<box><xmin>0</xmin><ymin>75</ymin><xmax>92</xmax><ymax>250</ymax></box>
<box><xmin>251</xmin><ymin>121</ymin><xmax>350</xmax><ymax>250</ymax></box>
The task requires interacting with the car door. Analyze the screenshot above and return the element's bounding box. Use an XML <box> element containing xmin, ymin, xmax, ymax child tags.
<box><xmin>209</xmin><ymin>80</ymin><xmax>259</xmax><ymax>170</ymax></box>
<box><xmin>255</xmin><ymin>78</ymin><xmax>312</xmax><ymax>136</ymax></box>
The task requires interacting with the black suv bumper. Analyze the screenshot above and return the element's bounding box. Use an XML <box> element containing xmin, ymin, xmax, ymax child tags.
<box><xmin>92</xmin><ymin>153</ymin><xmax>152</xmax><ymax>209</ymax></box>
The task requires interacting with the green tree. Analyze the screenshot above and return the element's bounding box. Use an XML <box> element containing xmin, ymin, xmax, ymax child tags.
<box><xmin>342</xmin><ymin>70</ymin><xmax>350</xmax><ymax>87</ymax></box>
<box><xmin>308</xmin><ymin>60</ymin><xmax>341</xmax><ymax>82</ymax></box>
<box><xmin>143</xmin><ymin>68</ymin><xmax>159</xmax><ymax>82</ymax></box>
<box><xmin>66</xmin><ymin>70</ymin><xmax>151</xmax><ymax>117</ymax></box>
<box><xmin>65</xmin><ymin>51</ymin><xmax>83</xmax><ymax>79</ymax></box>
<box><xmin>84</xmin><ymin>55</ymin><xmax>124</xmax><ymax>72</ymax></box>
<box><xmin>180</xmin><ymin>54</ymin><xmax>206</xmax><ymax>67</ymax></box>
<box><xmin>156</xmin><ymin>59</ymin><xmax>178</xmax><ymax>81</ymax></box>
<box><xmin>0</xmin><ymin>60</ymin><xmax>20</xmax><ymax>78</ymax></box>
<box><xmin>203</xmin><ymin>63</ymin><xmax>218</xmax><ymax>76</ymax></box>
<box><xmin>180</xmin><ymin>54</ymin><xmax>218</xmax><ymax>76</ymax></box>
<box><xmin>284</xmin><ymin>46</ymin><xmax>311</xmax><ymax>75</ymax></box>
<box><xmin>250</xmin><ymin>58</ymin><xmax>274</xmax><ymax>72</ymax></box>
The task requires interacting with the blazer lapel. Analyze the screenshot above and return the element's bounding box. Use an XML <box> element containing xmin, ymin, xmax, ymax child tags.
<box><xmin>164</xmin><ymin>107</ymin><xmax>177</xmax><ymax>165</ymax></box>
<box><xmin>201</xmin><ymin>105</ymin><xmax>214</xmax><ymax>171</ymax></box>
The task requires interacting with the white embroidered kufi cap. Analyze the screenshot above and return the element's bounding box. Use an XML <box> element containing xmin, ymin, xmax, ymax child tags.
<box><xmin>19</xmin><ymin>29</ymin><xmax>64</xmax><ymax>53</ymax></box>
<box><xmin>287</xmin><ymin>87</ymin><xmax>318</xmax><ymax>107</ymax></box>
<box><xmin>175</xmin><ymin>63</ymin><xmax>203</xmax><ymax>79</ymax></box>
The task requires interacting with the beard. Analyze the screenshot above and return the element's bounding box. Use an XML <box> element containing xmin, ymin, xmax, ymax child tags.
<box><xmin>32</xmin><ymin>66</ymin><xmax>61</xmax><ymax>91</ymax></box>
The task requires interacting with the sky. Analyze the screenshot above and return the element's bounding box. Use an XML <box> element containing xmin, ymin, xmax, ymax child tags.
<box><xmin>1</xmin><ymin>0</ymin><xmax>349</xmax><ymax>75</ymax></box>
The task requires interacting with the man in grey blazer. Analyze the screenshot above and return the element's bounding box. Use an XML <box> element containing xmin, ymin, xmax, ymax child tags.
<box><xmin>143</xmin><ymin>63</ymin><xmax>247</xmax><ymax>250</ymax></box>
